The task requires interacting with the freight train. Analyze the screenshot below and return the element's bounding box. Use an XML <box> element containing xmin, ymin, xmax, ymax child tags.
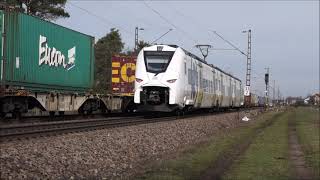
<box><xmin>0</xmin><ymin>10</ymin><xmax>134</xmax><ymax>118</ymax></box>
<box><xmin>134</xmin><ymin>45</ymin><xmax>243</xmax><ymax>113</ymax></box>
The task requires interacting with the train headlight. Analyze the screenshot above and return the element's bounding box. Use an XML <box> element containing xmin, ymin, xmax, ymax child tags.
<box><xmin>167</xmin><ymin>79</ymin><xmax>177</xmax><ymax>83</ymax></box>
<box><xmin>135</xmin><ymin>78</ymin><xmax>143</xmax><ymax>83</ymax></box>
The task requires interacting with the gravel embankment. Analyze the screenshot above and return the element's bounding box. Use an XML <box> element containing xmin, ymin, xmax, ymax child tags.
<box><xmin>0</xmin><ymin>110</ymin><xmax>260</xmax><ymax>179</ymax></box>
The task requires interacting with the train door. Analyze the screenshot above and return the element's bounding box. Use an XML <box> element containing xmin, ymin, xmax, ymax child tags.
<box><xmin>233</xmin><ymin>80</ymin><xmax>237</xmax><ymax>106</ymax></box>
<box><xmin>212</xmin><ymin>69</ymin><xmax>216</xmax><ymax>107</ymax></box>
<box><xmin>196</xmin><ymin>62</ymin><xmax>203</xmax><ymax>107</ymax></box>
<box><xmin>184</xmin><ymin>57</ymin><xmax>189</xmax><ymax>104</ymax></box>
<box><xmin>203</xmin><ymin>68</ymin><xmax>210</xmax><ymax>108</ymax></box>
<box><xmin>216</xmin><ymin>71</ymin><xmax>221</xmax><ymax>107</ymax></box>
<box><xmin>229</xmin><ymin>77</ymin><xmax>232</xmax><ymax>106</ymax></box>
<box><xmin>240</xmin><ymin>82</ymin><xmax>244</xmax><ymax>105</ymax></box>
<box><xmin>220</xmin><ymin>74</ymin><xmax>224</xmax><ymax>107</ymax></box>
<box><xmin>231</xmin><ymin>78</ymin><xmax>234</xmax><ymax>106</ymax></box>
<box><xmin>189</xmin><ymin>58</ymin><xmax>197</xmax><ymax>105</ymax></box>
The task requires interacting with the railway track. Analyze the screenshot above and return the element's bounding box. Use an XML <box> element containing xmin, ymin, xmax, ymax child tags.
<box><xmin>0</xmin><ymin>108</ymin><xmax>264</xmax><ymax>141</ymax></box>
<box><xmin>0</xmin><ymin>112</ymin><xmax>142</xmax><ymax>125</ymax></box>
<box><xmin>0</xmin><ymin>115</ymin><xmax>177</xmax><ymax>141</ymax></box>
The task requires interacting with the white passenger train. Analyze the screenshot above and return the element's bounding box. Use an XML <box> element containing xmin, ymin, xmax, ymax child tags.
<box><xmin>134</xmin><ymin>45</ymin><xmax>243</xmax><ymax>112</ymax></box>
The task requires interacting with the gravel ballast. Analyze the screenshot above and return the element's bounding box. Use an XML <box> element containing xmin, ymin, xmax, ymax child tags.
<box><xmin>0</xmin><ymin>110</ymin><xmax>260</xmax><ymax>179</ymax></box>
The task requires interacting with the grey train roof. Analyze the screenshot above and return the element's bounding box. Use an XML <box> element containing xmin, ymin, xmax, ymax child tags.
<box><xmin>156</xmin><ymin>44</ymin><xmax>242</xmax><ymax>82</ymax></box>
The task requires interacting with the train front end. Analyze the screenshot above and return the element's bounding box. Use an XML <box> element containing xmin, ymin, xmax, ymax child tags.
<box><xmin>134</xmin><ymin>45</ymin><xmax>183</xmax><ymax>112</ymax></box>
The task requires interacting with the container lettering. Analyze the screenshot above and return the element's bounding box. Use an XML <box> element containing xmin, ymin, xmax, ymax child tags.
<box><xmin>39</xmin><ymin>35</ymin><xmax>76</xmax><ymax>71</ymax></box>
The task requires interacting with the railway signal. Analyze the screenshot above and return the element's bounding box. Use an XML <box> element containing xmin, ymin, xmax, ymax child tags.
<box><xmin>265</xmin><ymin>68</ymin><xmax>270</xmax><ymax>106</ymax></box>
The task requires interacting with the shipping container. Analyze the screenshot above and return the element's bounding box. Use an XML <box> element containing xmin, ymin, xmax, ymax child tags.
<box><xmin>0</xmin><ymin>10</ymin><xmax>95</xmax><ymax>93</ymax></box>
<box><xmin>111</xmin><ymin>55</ymin><xmax>136</xmax><ymax>95</ymax></box>
<box><xmin>0</xmin><ymin>10</ymin><xmax>98</xmax><ymax>117</ymax></box>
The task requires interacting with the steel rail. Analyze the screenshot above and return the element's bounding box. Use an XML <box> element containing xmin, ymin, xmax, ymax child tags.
<box><xmin>0</xmin><ymin>115</ymin><xmax>176</xmax><ymax>140</ymax></box>
<box><xmin>0</xmin><ymin>107</ymin><xmax>263</xmax><ymax>141</ymax></box>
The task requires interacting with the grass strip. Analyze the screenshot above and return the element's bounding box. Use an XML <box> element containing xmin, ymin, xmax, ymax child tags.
<box><xmin>224</xmin><ymin>110</ymin><xmax>290</xmax><ymax>180</ymax></box>
<box><xmin>294</xmin><ymin>107</ymin><xmax>320</xmax><ymax>177</ymax></box>
<box><xmin>135</xmin><ymin>111</ymin><xmax>282</xmax><ymax>180</ymax></box>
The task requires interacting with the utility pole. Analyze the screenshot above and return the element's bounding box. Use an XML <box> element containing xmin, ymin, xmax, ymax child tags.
<box><xmin>134</xmin><ymin>27</ymin><xmax>144</xmax><ymax>53</ymax></box>
<box><xmin>243</xmin><ymin>29</ymin><xmax>252</xmax><ymax>107</ymax></box>
<box><xmin>265</xmin><ymin>68</ymin><xmax>270</xmax><ymax>107</ymax></box>
<box><xmin>277</xmin><ymin>86</ymin><xmax>280</xmax><ymax>105</ymax></box>
<box><xmin>134</xmin><ymin>27</ymin><xmax>138</xmax><ymax>52</ymax></box>
<box><xmin>273</xmin><ymin>80</ymin><xmax>275</xmax><ymax>106</ymax></box>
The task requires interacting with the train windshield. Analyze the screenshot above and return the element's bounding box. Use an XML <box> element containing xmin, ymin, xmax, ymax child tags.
<box><xmin>144</xmin><ymin>51</ymin><xmax>174</xmax><ymax>73</ymax></box>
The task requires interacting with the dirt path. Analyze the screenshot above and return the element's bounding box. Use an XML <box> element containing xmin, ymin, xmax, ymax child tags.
<box><xmin>201</xmin><ymin>113</ymin><xmax>281</xmax><ymax>180</ymax></box>
<box><xmin>288</xmin><ymin>114</ymin><xmax>315</xmax><ymax>180</ymax></box>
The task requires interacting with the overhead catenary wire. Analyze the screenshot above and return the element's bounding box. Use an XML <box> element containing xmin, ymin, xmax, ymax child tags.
<box><xmin>167</xmin><ymin>6</ymin><xmax>249</xmax><ymax>54</ymax></box>
<box><xmin>211</xmin><ymin>31</ymin><xmax>247</xmax><ymax>56</ymax></box>
<box><xmin>145</xmin><ymin>4</ymin><xmax>247</xmax><ymax>57</ymax></box>
<box><xmin>151</xmin><ymin>29</ymin><xmax>173</xmax><ymax>44</ymax></box>
<box><xmin>165</xmin><ymin>6</ymin><xmax>250</xmax><ymax>59</ymax></box>
<box><xmin>210</xmin><ymin>30</ymin><xmax>283</xmax><ymax>97</ymax></box>
<box><xmin>68</xmin><ymin>2</ymin><xmax>135</xmax><ymax>36</ymax></box>
<box><xmin>142</xmin><ymin>1</ymin><xmax>199</xmax><ymax>45</ymax></box>
<box><xmin>160</xmin><ymin>5</ymin><xmax>283</xmax><ymax>98</ymax></box>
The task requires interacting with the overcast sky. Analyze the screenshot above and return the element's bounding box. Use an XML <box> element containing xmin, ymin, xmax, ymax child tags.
<box><xmin>56</xmin><ymin>0</ymin><xmax>319</xmax><ymax>97</ymax></box>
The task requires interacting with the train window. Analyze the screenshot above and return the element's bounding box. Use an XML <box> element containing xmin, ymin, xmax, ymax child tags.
<box><xmin>145</xmin><ymin>56</ymin><xmax>169</xmax><ymax>73</ymax></box>
<box><xmin>184</xmin><ymin>62</ymin><xmax>187</xmax><ymax>74</ymax></box>
<box><xmin>215</xmin><ymin>80</ymin><xmax>217</xmax><ymax>92</ymax></box>
<box><xmin>144</xmin><ymin>51</ymin><xmax>174</xmax><ymax>73</ymax></box>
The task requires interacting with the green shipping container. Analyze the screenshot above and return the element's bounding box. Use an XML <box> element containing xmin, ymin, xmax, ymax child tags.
<box><xmin>0</xmin><ymin>10</ymin><xmax>94</xmax><ymax>93</ymax></box>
